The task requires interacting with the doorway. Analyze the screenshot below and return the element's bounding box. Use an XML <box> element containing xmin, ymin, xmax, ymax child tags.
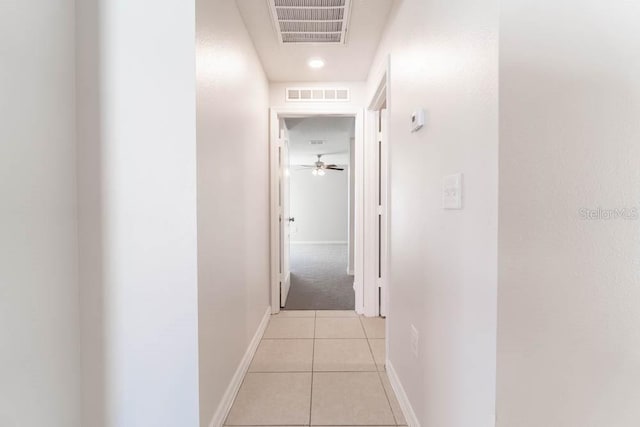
<box><xmin>364</xmin><ymin>65</ymin><xmax>390</xmax><ymax>318</ymax></box>
<box><xmin>283</xmin><ymin>117</ymin><xmax>355</xmax><ymax>310</ymax></box>
<box><xmin>270</xmin><ymin>108</ymin><xmax>365</xmax><ymax>315</ymax></box>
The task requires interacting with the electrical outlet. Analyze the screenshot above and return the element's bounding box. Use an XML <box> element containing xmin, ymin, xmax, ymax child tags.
<box><xmin>443</xmin><ymin>173</ymin><xmax>463</xmax><ymax>209</ymax></box>
<box><xmin>410</xmin><ymin>324</ymin><xmax>419</xmax><ymax>358</ymax></box>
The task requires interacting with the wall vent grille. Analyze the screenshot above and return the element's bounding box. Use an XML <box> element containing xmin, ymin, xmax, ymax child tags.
<box><xmin>269</xmin><ymin>0</ymin><xmax>352</xmax><ymax>45</ymax></box>
<box><xmin>286</xmin><ymin>87</ymin><xmax>351</xmax><ymax>102</ymax></box>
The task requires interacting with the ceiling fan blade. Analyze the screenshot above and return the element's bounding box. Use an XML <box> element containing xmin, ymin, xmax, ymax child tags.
<box><xmin>320</xmin><ymin>151</ymin><xmax>348</xmax><ymax>156</ymax></box>
<box><xmin>327</xmin><ymin>167</ymin><xmax>345</xmax><ymax>171</ymax></box>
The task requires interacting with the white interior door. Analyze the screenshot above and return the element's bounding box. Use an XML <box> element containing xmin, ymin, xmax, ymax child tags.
<box><xmin>279</xmin><ymin>120</ymin><xmax>292</xmax><ymax>307</ymax></box>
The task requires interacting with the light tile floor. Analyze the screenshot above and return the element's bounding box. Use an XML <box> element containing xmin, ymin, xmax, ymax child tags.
<box><xmin>225</xmin><ymin>310</ymin><xmax>407</xmax><ymax>426</ymax></box>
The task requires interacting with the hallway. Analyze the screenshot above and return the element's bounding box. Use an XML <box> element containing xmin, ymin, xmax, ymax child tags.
<box><xmin>4</xmin><ymin>0</ymin><xmax>640</xmax><ymax>426</ymax></box>
<box><xmin>225</xmin><ymin>311</ymin><xmax>405</xmax><ymax>426</ymax></box>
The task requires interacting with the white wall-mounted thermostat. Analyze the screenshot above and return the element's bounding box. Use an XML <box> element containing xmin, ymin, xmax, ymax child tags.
<box><xmin>443</xmin><ymin>173</ymin><xmax>463</xmax><ymax>209</ymax></box>
<box><xmin>410</xmin><ymin>109</ymin><xmax>426</xmax><ymax>132</ymax></box>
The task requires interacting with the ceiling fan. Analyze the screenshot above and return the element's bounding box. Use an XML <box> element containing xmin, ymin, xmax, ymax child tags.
<box><xmin>300</xmin><ymin>154</ymin><xmax>345</xmax><ymax>176</ymax></box>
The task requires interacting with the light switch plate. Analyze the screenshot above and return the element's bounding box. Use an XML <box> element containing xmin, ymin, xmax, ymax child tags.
<box><xmin>443</xmin><ymin>173</ymin><xmax>463</xmax><ymax>209</ymax></box>
<box><xmin>410</xmin><ymin>109</ymin><xmax>426</xmax><ymax>132</ymax></box>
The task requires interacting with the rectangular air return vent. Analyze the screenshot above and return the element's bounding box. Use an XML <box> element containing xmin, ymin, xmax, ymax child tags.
<box><xmin>286</xmin><ymin>87</ymin><xmax>350</xmax><ymax>102</ymax></box>
<box><xmin>309</xmin><ymin>140</ymin><xmax>325</xmax><ymax>145</ymax></box>
<box><xmin>269</xmin><ymin>0</ymin><xmax>352</xmax><ymax>45</ymax></box>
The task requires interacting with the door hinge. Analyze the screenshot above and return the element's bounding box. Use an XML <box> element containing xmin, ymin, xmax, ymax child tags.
<box><xmin>376</xmin><ymin>278</ymin><xmax>384</xmax><ymax>289</ymax></box>
<box><xmin>377</xmin><ymin>205</ymin><xmax>384</xmax><ymax>215</ymax></box>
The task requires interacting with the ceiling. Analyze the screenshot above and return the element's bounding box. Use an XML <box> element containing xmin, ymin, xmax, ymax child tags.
<box><xmin>286</xmin><ymin>117</ymin><xmax>355</xmax><ymax>165</ymax></box>
<box><xmin>235</xmin><ymin>0</ymin><xmax>395</xmax><ymax>82</ymax></box>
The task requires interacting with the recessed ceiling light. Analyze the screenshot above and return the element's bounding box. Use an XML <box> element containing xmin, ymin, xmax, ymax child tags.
<box><xmin>308</xmin><ymin>58</ymin><xmax>325</xmax><ymax>69</ymax></box>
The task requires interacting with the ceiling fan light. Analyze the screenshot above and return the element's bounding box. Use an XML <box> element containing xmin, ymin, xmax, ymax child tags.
<box><xmin>312</xmin><ymin>169</ymin><xmax>318</xmax><ymax>176</ymax></box>
<box><xmin>317</xmin><ymin>169</ymin><xmax>326</xmax><ymax>176</ymax></box>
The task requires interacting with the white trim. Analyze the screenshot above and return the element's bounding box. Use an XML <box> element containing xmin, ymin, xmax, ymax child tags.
<box><xmin>386</xmin><ymin>360</ymin><xmax>420</xmax><ymax>427</ymax></box>
<box><xmin>270</xmin><ymin>106</ymin><xmax>365</xmax><ymax>315</ymax></box>
<box><xmin>290</xmin><ymin>163</ymin><xmax>349</xmax><ymax>167</ymax></box>
<box><xmin>367</xmin><ymin>54</ymin><xmax>391</xmax><ymax>110</ymax></box>
<box><xmin>369</xmin><ymin>71</ymin><xmax>388</xmax><ymax>110</ymax></box>
<box><xmin>270</xmin><ymin>111</ymin><xmax>281</xmax><ymax>315</ymax></box>
<box><xmin>378</xmin><ymin>109</ymin><xmax>389</xmax><ymax>317</ymax></box>
<box><xmin>363</xmin><ymin>108</ymin><xmax>378</xmax><ymax>316</ymax></box>
<box><xmin>290</xmin><ymin>240</ymin><xmax>348</xmax><ymax>245</ymax></box>
<box><xmin>208</xmin><ymin>306</ymin><xmax>271</xmax><ymax>427</ymax></box>
<box><xmin>364</xmin><ymin>56</ymin><xmax>391</xmax><ymax>317</ymax></box>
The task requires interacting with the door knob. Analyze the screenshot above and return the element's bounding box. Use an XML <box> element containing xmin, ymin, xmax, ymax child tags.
<box><xmin>288</xmin><ymin>217</ymin><xmax>295</xmax><ymax>222</ymax></box>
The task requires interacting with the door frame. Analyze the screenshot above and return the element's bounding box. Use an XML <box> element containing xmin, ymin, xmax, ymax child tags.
<box><xmin>270</xmin><ymin>107</ymin><xmax>365</xmax><ymax>315</ymax></box>
<box><xmin>364</xmin><ymin>58</ymin><xmax>391</xmax><ymax>318</ymax></box>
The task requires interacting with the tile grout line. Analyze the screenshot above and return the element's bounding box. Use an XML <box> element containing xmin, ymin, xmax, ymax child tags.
<box><xmin>261</xmin><ymin>339</ymin><xmax>372</xmax><ymax>342</ymax></box>
<box><xmin>361</xmin><ymin>316</ymin><xmax>399</xmax><ymax>426</ymax></box>
<box><xmin>359</xmin><ymin>315</ymin><xmax>368</xmax><ymax>339</ymax></box>
<box><xmin>249</xmin><ymin>369</ymin><xmax>379</xmax><ymax>373</ymax></box>
<box><xmin>225</xmin><ymin>316</ymin><xmax>269</xmax><ymax>426</ymax></box>
<box><xmin>228</xmin><ymin>313</ymin><xmax>400</xmax><ymax>427</ymax></box>
<box><xmin>308</xmin><ymin>310</ymin><xmax>317</xmax><ymax>426</ymax></box>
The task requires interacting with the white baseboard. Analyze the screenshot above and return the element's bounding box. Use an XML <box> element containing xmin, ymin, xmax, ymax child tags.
<box><xmin>386</xmin><ymin>360</ymin><xmax>420</xmax><ymax>427</ymax></box>
<box><xmin>208</xmin><ymin>306</ymin><xmax>271</xmax><ymax>427</ymax></box>
<box><xmin>290</xmin><ymin>241</ymin><xmax>348</xmax><ymax>245</ymax></box>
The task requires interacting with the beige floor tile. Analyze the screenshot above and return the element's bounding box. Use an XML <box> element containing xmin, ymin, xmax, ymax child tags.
<box><xmin>273</xmin><ymin>310</ymin><xmax>316</xmax><ymax>318</ymax></box>
<box><xmin>361</xmin><ymin>316</ymin><xmax>386</xmax><ymax>338</ymax></box>
<box><xmin>226</xmin><ymin>373</ymin><xmax>311</xmax><ymax>425</ymax></box>
<box><xmin>263</xmin><ymin>317</ymin><xmax>315</xmax><ymax>339</ymax></box>
<box><xmin>314</xmin><ymin>339</ymin><xmax>376</xmax><ymax>372</ymax></box>
<box><xmin>315</xmin><ymin>318</ymin><xmax>365</xmax><ymax>339</ymax></box>
<box><xmin>311</xmin><ymin>372</ymin><xmax>395</xmax><ymax>425</ymax></box>
<box><xmin>368</xmin><ymin>339</ymin><xmax>386</xmax><ymax>371</ymax></box>
<box><xmin>380</xmin><ymin>372</ymin><xmax>408</xmax><ymax>425</ymax></box>
<box><xmin>249</xmin><ymin>339</ymin><xmax>313</xmax><ymax>372</ymax></box>
<box><xmin>315</xmin><ymin>310</ymin><xmax>358</xmax><ymax>318</ymax></box>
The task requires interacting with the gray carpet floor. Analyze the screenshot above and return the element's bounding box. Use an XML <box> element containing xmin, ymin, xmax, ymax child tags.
<box><xmin>284</xmin><ymin>244</ymin><xmax>355</xmax><ymax>310</ymax></box>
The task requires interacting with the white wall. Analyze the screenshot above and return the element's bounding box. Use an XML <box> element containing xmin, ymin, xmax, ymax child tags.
<box><xmin>77</xmin><ymin>1</ymin><xmax>200</xmax><ymax>426</ymax></box>
<box><xmin>286</xmin><ymin>117</ymin><xmax>352</xmax><ymax>244</ymax></box>
<box><xmin>367</xmin><ymin>0</ymin><xmax>498</xmax><ymax>425</ymax></box>
<box><xmin>196</xmin><ymin>1</ymin><xmax>271</xmax><ymax>425</ymax></box>
<box><xmin>0</xmin><ymin>1</ymin><xmax>81</xmax><ymax>426</ymax></box>
<box><xmin>290</xmin><ymin>169</ymin><xmax>349</xmax><ymax>243</ymax></box>
<box><xmin>498</xmin><ymin>1</ymin><xmax>640</xmax><ymax>426</ymax></box>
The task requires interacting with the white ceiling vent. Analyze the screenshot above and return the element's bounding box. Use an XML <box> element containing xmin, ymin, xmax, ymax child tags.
<box><xmin>286</xmin><ymin>87</ymin><xmax>350</xmax><ymax>102</ymax></box>
<box><xmin>269</xmin><ymin>0</ymin><xmax>352</xmax><ymax>45</ymax></box>
<box><xmin>309</xmin><ymin>139</ymin><xmax>326</xmax><ymax>145</ymax></box>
